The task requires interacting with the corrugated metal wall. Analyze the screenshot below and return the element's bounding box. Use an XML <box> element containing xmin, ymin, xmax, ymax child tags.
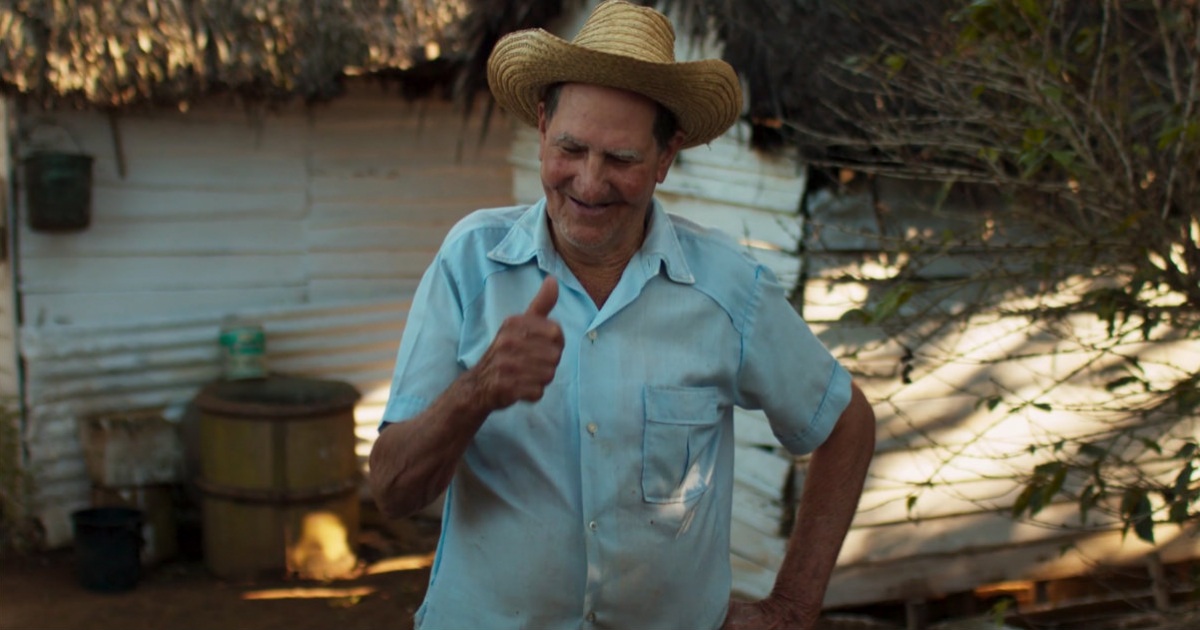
<box><xmin>15</xmin><ymin>83</ymin><xmax>515</xmax><ymax>545</ymax></box>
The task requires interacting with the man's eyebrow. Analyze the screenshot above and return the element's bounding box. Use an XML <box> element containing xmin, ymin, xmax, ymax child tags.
<box><xmin>552</xmin><ymin>133</ymin><xmax>643</xmax><ymax>161</ymax></box>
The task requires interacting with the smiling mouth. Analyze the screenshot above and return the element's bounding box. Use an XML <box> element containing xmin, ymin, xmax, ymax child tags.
<box><xmin>568</xmin><ymin>195</ymin><xmax>616</xmax><ymax>212</ymax></box>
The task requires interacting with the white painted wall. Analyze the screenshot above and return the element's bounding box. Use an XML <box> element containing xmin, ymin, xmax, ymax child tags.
<box><xmin>15</xmin><ymin>82</ymin><xmax>515</xmax><ymax>545</ymax></box>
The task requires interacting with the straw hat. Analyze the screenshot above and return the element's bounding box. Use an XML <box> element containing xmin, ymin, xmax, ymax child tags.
<box><xmin>486</xmin><ymin>0</ymin><xmax>743</xmax><ymax>149</ymax></box>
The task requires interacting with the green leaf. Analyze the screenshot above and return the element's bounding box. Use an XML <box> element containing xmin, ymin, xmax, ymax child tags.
<box><xmin>1158</xmin><ymin>124</ymin><xmax>1184</xmax><ymax>150</ymax></box>
<box><xmin>839</xmin><ymin>308</ymin><xmax>872</xmax><ymax>324</ymax></box>
<box><xmin>1080</xmin><ymin>483</ymin><xmax>1097</xmax><ymax>524</ymax></box>
<box><xmin>976</xmin><ymin>395</ymin><xmax>1003</xmax><ymax>411</ymax></box>
<box><xmin>1133</xmin><ymin>495</ymin><xmax>1155</xmax><ymax>543</ymax></box>
<box><xmin>1120</xmin><ymin>487</ymin><xmax>1145</xmax><ymax>517</ymax></box>
<box><xmin>870</xmin><ymin>284</ymin><xmax>915</xmax><ymax>322</ymax></box>
<box><xmin>1169</xmin><ymin>500</ymin><xmax>1190</xmax><ymax>524</ymax></box>
<box><xmin>1174</xmin><ymin>388</ymin><xmax>1200</xmax><ymax>413</ymax></box>
<box><xmin>1023</xmin><ymin>127</ymin><xmax>1047</xmax><ymax>147</ymax></box>
<box><xmin>1078</xmin><ymin>442</ymin><xmax>1108</xmax><ymax>460</ymax></box>
<box><xmin>1139</xmin><ymin>437</ymin><xmax>1163</xmax><ymax>456</ymax></box>
<box><xmin>907</xmin><ymin>495</ymin><xmax>918</xmax><ymax>515</ymax></box>
<box><xmin>1173</xmin><ymin>462</ymin><xmax>1194</xmax><ymax>497</ymax></box>
<box><xmin>1176</xmin><ymin>441</ymin><xmax>1198</xmax><ymax>460</ymax></box>
<box><xmin>1034</xmin><ymin>461</ymin><xmax>1062</xmax><ymax>477</ymax></box>
<box><xmin>1033</xmin><ymin>402</ymin><xmax>1052</xmax><ymax>412</ymax></box>
<box><xmin>1012</xmin><ymin>482</ymin><xmax>1037</xmax><ymax>517</ymax></box>
<box><xmin>971</xmin><ymin>84</ymin><xmax>986</xmax><ymax>99</ymax></box>
<box><xmin>1043</xmin><ymin>464</ymin><xmax>1068</xmax><ymax>502</ymax></box>
<box><xmin>1105</xmin><ymin>376</ymin><xmax>1142</xmax><ymax>392</ymax></box>
<box><xmin>1016</xmin><ymin>0</ymin><xmax>1044</xmax><ymax>22</ymax></box>
<box><xmin>1049</xmin><ymin>150</ymin><xmax>1075</xmax><ymax>168</ymax></box>
<box><xmin>884</xmin><ymin>54</ymin><xmax>907</xmax><ymax>73</ymax></box>
<box><xmin>1039</xmin><ymin>84</ymin><xmax>1064</xmax><ymax>102</ymax></box>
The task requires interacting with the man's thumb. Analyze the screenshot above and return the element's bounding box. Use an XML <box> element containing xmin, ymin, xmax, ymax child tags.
<box><xmin>525</xmin><ymin>275</ymin><xmax>558</xmax><ymax>317</ymax></box>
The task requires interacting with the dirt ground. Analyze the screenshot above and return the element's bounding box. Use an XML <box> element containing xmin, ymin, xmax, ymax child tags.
<box><xmin>0</xmin><ymin>511</ymin><xmax>440</xmax><ymax>630</ymax></box>
<box><xmin>4</xmin><ymin>505</ymin><xmax>1200</xmax><ymax>630</ymax></box>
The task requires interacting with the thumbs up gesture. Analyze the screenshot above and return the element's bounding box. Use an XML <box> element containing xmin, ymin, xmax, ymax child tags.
<box><xmin>470</xmin><ymin>276</ymin><xmax>565</xmax><ymax>411</ymax></box>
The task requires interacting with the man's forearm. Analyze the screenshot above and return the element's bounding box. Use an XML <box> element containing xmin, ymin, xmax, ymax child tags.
<box><xmin>368</xmin><ymin>371</ymin><xmax>492</xmax><ymax>519</ymax></box>
<box><xmin>771</xmin><ymin>384</ymin><xmax>875</xmax><ymax>622</ymax></box>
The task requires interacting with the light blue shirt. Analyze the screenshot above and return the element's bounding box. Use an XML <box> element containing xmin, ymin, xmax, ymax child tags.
<box><xmin>380</xmin><ymin>199</ymin><xmax>852</xmax><ymax>630</ymax></box>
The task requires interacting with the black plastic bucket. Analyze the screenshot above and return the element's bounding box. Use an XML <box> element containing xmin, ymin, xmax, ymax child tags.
<box><xmin>23</xmin><ymin>151</ymin><xmax>94</xmax><ymax>232</ymax></box>
<box><xmin>71</xmin><ymin>506</ymin><xmax>145</xmax><ymax>593</ymax></box>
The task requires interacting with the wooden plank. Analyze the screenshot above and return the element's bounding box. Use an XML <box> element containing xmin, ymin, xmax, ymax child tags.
<box><xmin>52</xmin><ymin>110</ymin><xmax>308</xmax><ymax>157</ymax></box>
<box><xmin>90</xmin><ymin>186</ymin><xmax>308</xmax><ymax>221</ymax></box>
<box><xmin>657</xmin><ymin>197</ymin><xmax>802</xmax><ymax>250</ymax></box>
<box><xmin>308</xmin><ymin>278</ymin><xmax>421</xmax><ymax>302</ymax></box>
<box><xmin>837</xmin><ymin>503</ymin><xmax>1127</xmax><ymax>568</ymax></box>
<box><xmin>731</xmin><ymin>517</ymin><xmax>788</xmax><ymax>569</ymax></box>
<box><xmin>307</xmin><ymin>251</ymin><xmax>435</xmax><ymax>279</ymax></box>
<box><xmin>19</xmin><ymin>255</ymin><xmax>307</xmax><ymax>294</ymax></box>
<box><xmin>21</xmin><ymin>288</ymin><xmax>308</xmax><ymax>327</ymax></box>
<box><xmin>734</xmin><ymin>408</ymin><xmax>782</xmax><ymax>448</ymax></box>
<box><xmin>20</xmin><ymin>220</ymin><xmax>306</xmax><ymax>257</ymax></box>
<box><xmin>309</xmin><ymin>169</ymin><xmax>512</xmax><ymax>203</ymax></box>
<box><xmin>27</xmin><ymin>364</ymin><xmax>220</xmax><ymax>403</ymax></box>
<box><xmin>307</xmin><ymin>200</ymin><xmax>480</xmax><ymax>229</ymax></box>
<box><xmin>734</xmin><ymin>443</ymin><xmax>791</xmax><ymax>500</ymax></box>
<box><xmin>824</xmin><ymin>523</ymin><xmax>1200</xmax><ymax>609</ymax></box>
<box><xmin>732</xmin><ymin>480</ymin><xmax>786</xmax><ymax>538</ymax></box>
<box><xmin>87</xmin><ymin>153</ymin><xmax>307</xmax><ymax>190</ymax></box>
<box><xmin>730</xmin><ymin>553</ymin><xmax>779</xmax><ymax>601</ymax></box>
<box><xmin>669</xmin><ymin>159</ymin><xmax>807</xmax><ymax>197</ymax></box>
<box><xmin>303</xmin><ymin>223</ymin><xmax>457</xmax><ymax>252</ymax></box>
<box><xmin>512</xmin><ymin>166</ymin><xmax>544</xmax><ymax>206</ymax></box>
<box><xmin>20</xmin><ymin>299</ymin><xmax>408</xmax><ymax>357</ymax></box>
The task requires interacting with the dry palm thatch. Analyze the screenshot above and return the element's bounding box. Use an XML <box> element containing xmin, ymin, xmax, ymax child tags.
<box><xmin>0</xmin><ymin>0</ymin><xmax>572</xmax><ymax>109</ymax></box>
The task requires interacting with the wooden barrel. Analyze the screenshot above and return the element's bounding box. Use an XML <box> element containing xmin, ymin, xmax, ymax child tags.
<box><xmin>193</xmin><ymin>376</ymin><xmax>362</xmax><ymax>581</ymax></box>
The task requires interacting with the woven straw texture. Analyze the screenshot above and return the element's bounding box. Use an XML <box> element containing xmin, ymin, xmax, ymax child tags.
<box><xmin>487</xmin><ymin>0</ymin><xmax>742</xmax><ymax>149</ymax></box>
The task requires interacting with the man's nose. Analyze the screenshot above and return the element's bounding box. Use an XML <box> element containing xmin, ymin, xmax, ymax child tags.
<box><xmin>574</xmin><ymin>154</ymin><xmax>607</xmax><ymax>202</ymax></box>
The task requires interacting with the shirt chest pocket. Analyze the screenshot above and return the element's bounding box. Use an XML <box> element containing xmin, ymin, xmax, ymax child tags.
<box><xmin>642</xmin><ymin>385</ymin><xmax>725</xmax><ymax>504</ymax></box>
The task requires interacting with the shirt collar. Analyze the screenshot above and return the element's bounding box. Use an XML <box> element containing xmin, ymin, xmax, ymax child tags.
<box><xmin>487</xmin><ymin>198</ymin><xmax>695</xmax><ymax>285</ymax></box>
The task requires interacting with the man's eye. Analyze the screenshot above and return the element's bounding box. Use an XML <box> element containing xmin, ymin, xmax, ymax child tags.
<box><xmin>561</xmin><ymin>145</ymin><xmax>584</xmax><ymax>154</ymax></box>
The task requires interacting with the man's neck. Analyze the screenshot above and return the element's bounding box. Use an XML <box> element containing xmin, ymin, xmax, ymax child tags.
<box><xmin>552</xmin><ymin>220</ymin><xmax>650</xmax><ymax>308</ymax></box>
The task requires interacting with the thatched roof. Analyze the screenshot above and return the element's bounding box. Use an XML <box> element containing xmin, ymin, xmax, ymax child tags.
<box><xmin>0</xmin><ymin>0</ymin><xmax>571</xmax><ymax>109</ymax></box>
<box><xmin>0</xmin><ymin>0</ymin><xmax>944</xmax><ymax>161</ymax></box>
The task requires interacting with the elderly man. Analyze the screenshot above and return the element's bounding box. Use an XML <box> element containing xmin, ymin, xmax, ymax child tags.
<box><xmin>369</xmin><ymin>2</ymin><xmax>875</xmax><ymax>629</ymax></box>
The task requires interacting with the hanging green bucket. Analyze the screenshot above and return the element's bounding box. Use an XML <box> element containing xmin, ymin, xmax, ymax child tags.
<box><xmin>23</xmin><ymin>151</ymin><xmax>94</xmax><ymax>232</ymax></box>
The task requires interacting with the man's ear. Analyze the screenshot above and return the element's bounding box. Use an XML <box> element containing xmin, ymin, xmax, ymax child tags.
<box><xmin>656</xmin><ymin>130</ymin><xmax>686</xmax><ymax>184</ymax></box>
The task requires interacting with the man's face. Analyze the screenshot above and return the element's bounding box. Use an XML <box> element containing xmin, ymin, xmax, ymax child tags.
<box><xmin>537</xmin><ymin>83</ymin><xmax>682</xmax><ymax>260</ymax></box>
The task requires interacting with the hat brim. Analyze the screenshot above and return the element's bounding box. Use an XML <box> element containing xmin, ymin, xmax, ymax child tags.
<box><xmin>487</xmin><ymin>28</ymin><xmax>743</xmax><ymax>149</ymax></box>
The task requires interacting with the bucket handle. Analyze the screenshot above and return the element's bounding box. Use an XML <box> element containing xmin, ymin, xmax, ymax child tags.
<box><xmin>17</xmin><ymin>116</ymin><xmax>86</xmax><ymax>157</ymax></box>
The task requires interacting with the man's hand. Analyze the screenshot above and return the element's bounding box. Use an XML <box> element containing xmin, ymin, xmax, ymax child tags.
<box><xmin>470</xmin><ymin>275</ymin><xmax>564</xmax><ymax>410</ymax></box>
<box><xmin>720</xmin><ymin>597</ymin><xmax>818</xmax><ymax>630</ymax></box>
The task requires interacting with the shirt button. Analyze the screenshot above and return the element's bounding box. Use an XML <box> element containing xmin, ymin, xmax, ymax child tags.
<box><xmin>586</xmin><ymin>330</ymin><xmax>598</xmax><ymax>341</ymax></box>
<box><xmin>586</xmin><ymin>611</ymin><xmax>596</xmax><ymax>623</ymax></box>
<box><xmin>588</xmin><ymin>520</ymin><xmax>598</xmax><ymax>531</ymax></box>
<box><xmin>586</xmin><ymin>422</ymin><xmax>598</xmax><ymax>435</ymax></box>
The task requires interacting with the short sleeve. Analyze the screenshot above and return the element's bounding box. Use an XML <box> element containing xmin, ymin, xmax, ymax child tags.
<box><xmin>736</xmin><ymin>265</ymin><xmax>853</xmax><ymax>455</ymax></box>
<box><xmin>379</xmin><ymin>253</ymin><xmax>465</xmax><ymax>430</ymax></box>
